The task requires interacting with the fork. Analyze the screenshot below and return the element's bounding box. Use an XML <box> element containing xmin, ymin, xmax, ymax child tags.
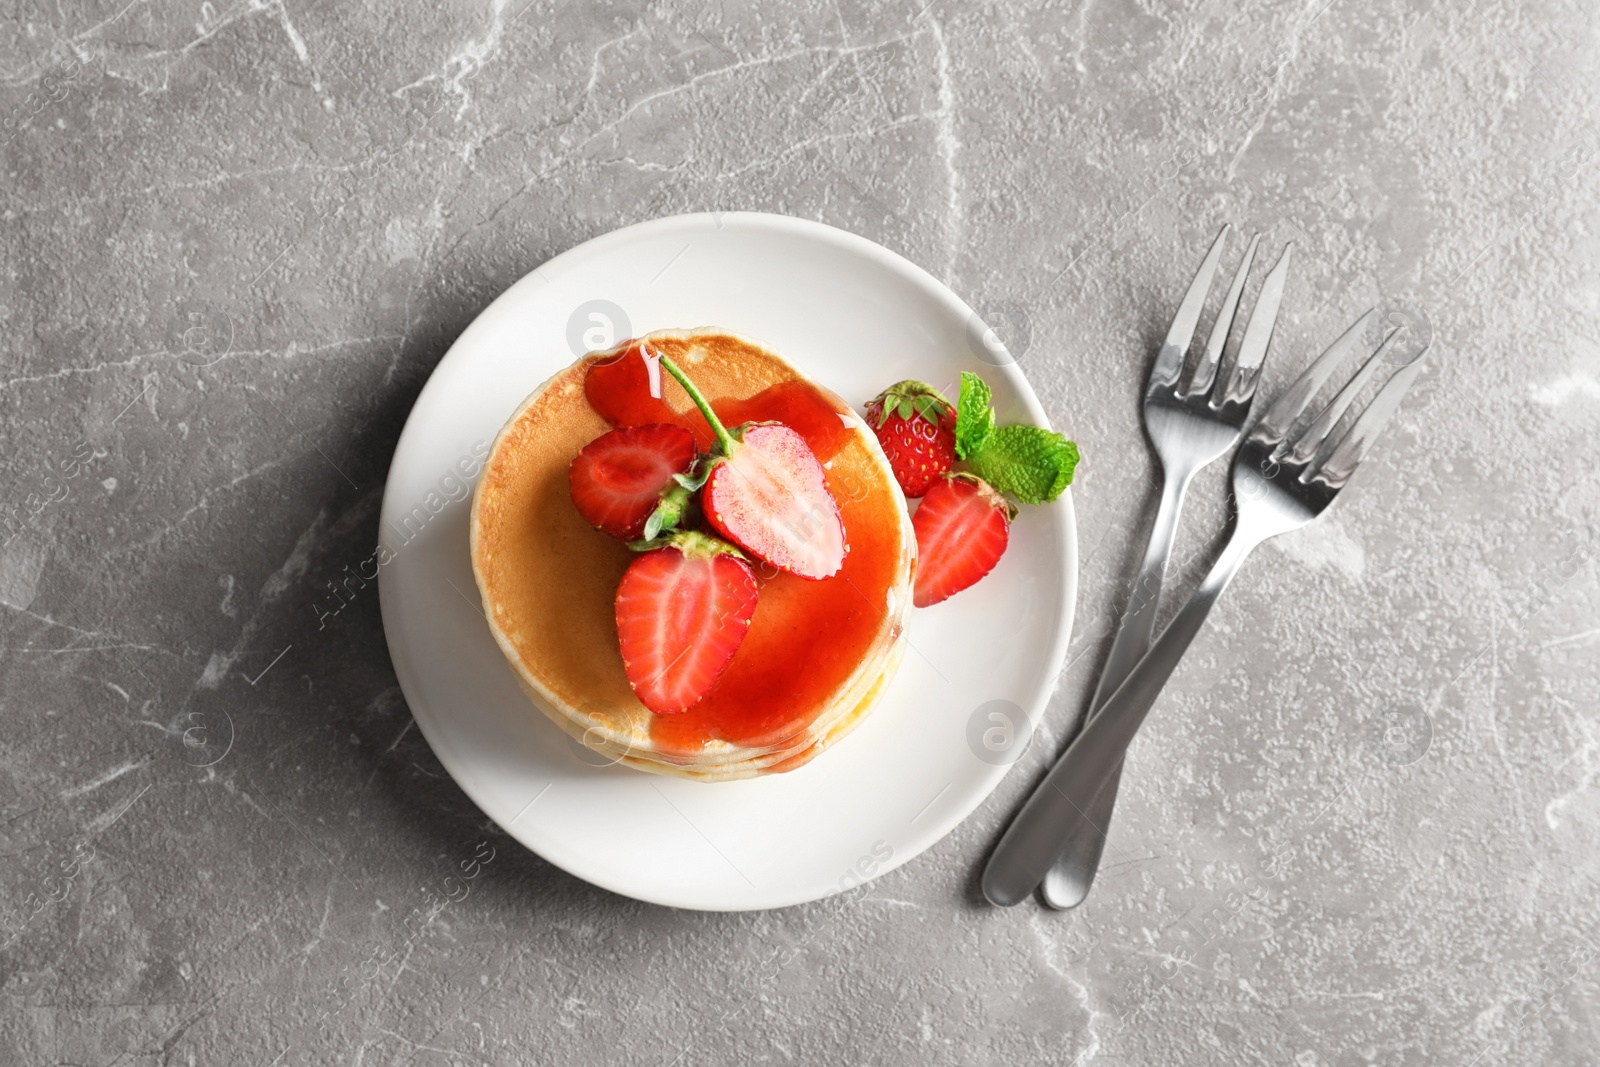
<box><xmin>1039</xmin><ymin>225</ymin><xmax>1292</xmax><ymax>910</ymax></box>
<box><xmin>982</xmin><ymin>309</ymin><xmax>1427</xmax><ymax>906</ymax></box>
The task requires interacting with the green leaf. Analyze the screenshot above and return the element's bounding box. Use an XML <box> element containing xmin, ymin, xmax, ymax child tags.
<box><xmin>955</xmin><ymin>371</ymin><xmax>994</xmax><ymax>460</ymax></box>
<box><xmin>871</xmin><ymin>380</ymin><xmax>952</xmax><ymax>427</ymax></box>
<box><xmin>965</xmin><ymin>425</ymin><xmax>1080</xmax><ymax>504</ymax></box>
<box><xmin>641</xmin><ymin>507</ymin><xmax>666</xmax><ymax>542</ymax></box>
<box><xmin>672</xmin><ymin>456</ymin><xmax>712</xmax><ymax>492</ymax></box>
<box><xmin>629</xmin><ymin>529</ymin><xmax>749</xmax><ymax>558</ymax></box>
<box><xmin>640</xmin><ymin>477</ymin><xmax>698</xmax><ymax>542</ymax></box>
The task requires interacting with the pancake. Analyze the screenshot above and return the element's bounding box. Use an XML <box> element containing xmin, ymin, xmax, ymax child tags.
<box><xmin>470</xmin><ymin>329</ymin><xmax>914</xmax><ymax>780</ymax></box>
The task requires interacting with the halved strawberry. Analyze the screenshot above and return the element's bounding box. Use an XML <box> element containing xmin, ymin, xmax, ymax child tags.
<box><xmin>703</xmin><ymin>424</ymin><xmax>846</xmax><ymax>580</ymax></box>
<box><xmin>866</xmin><ymin>380</ymin><xmax>957</xmax><ymax>498</ymax></box>
<box><xmin>911</xmin><ymin>473</ymin><xmax>1015</xmax><ymax>607</ymax></box>
<box><xmin>568</xmin><ymin>423</ymin><xmax>698</xmax><ymax>540</ymax></box>
<box><xmin>614</xmin><ymin>531</ymin><xmax>760</xmax><ymax>714</ymax></box>
<box><xmin>653</xmin><ymin>356</ymin><xmax>846</xmax><ymax>580</ymax></box>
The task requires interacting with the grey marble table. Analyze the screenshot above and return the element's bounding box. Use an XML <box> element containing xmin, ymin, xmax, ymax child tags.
<box><xmin>4</xmin><ymin>0</ymin><xmax>1598</xmax><ymax>1064</ymax></box>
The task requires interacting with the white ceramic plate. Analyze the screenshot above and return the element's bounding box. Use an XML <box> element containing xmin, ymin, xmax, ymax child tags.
<box><xmin>378</xmin><ymin>213</ymin><xmax>1076</xmax><ymax>911</ymax></box>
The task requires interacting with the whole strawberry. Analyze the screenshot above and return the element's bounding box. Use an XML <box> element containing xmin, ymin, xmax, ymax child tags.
<box><xmin>865</xmin><ymin>381</ymin><xmax>957</xmax><ymax>498</ymax></box>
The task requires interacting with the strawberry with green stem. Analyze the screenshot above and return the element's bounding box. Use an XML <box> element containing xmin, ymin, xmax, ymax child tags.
<box><xmin>651</xmin><ymin>353</ymin><xmax>846</xmax><ymax>580</ymax></box>
<box><xmin>906</xmin><ymin>371</ymin><xmax>1080</xmax><ymax>604</ymax></box>
<box><xmin>865</xmin><ymin>380</ymin><xmax>958</xmax><ymax>498</ymax></box>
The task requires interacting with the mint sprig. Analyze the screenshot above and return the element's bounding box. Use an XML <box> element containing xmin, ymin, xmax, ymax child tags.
<box><xmin>955</xmin><ymin>371</ymin><xmax>994</xmax><ymax>459</ymax></box>
<box><xmin>953</xmin><ymin>370</ymin><xmax>1078</xmax><ymax>505</ymax></box>
<box><xmin>966</xmin><ymin>426</ymin><xmax>1079</xmax><ymax>504</ymax></box>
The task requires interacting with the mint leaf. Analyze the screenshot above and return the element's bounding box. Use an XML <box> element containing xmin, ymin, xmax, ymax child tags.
<box><xmin>952</xmin><ymin>370</ymin><xmax>1080</xmax><ymax>503</ymax></box>
<box><xmin>966</xmin><ymin>425</ymin><xmax>1079</xmax><ymax>504</ymax></box>
<box><xmin>955</xmin><ymin>371</ymin><xmax>994</xmax><ymax>459</ymax></box>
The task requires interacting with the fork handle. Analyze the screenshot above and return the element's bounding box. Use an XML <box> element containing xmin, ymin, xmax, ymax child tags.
<box><xmin>1038</xmin><ymin>466</ymin><xmax>1195</xmax><ymax>909</ymax></box>
<box><xmin>1040</xmin><ymin>757</ymin><xmax>1125</xmax><ymax>908</ymax></box>
<box><xmin>982</xmin><ymin>525</ymin><xmax>1262</xmax><ymax>907</ymax></box>
<box><xmin>1094</xmin><ymin>468</ymin><xmax>1192</xmax><ymax>716</ymax></box>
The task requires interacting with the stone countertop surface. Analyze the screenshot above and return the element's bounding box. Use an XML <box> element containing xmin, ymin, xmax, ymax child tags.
<box><xmin>3</xmin><ymin>0</ymin><xmax>1598</xmax><ymax>1064</ymax></box>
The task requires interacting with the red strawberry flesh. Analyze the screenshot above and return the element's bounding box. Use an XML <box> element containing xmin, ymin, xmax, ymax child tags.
<box><xmin>911</xmin><ymin>474</ymin><xmax>1012</xmax><ymax>607</ymax></box>
<box><xmin>703</xmin><ymin>424</ymin><xmax>846</xmax><ymax>580</ymax></box>
<box><xmin>568</xmin><ymin>423</ymin><xmax>698</xmax><ymax>540</ymax></box>
<box><xmin>614</xmin><ymin>536</ymin><xmax>760</xmax><ymax>714</ymax></box>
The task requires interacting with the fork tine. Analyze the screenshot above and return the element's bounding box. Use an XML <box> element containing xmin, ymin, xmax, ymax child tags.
<box><xmin>1219</xmin><ymin>243</ymin><xmax>1292</xmax><ymax>407</ymax></box>
<box><xmin>1313</xmin><ymin>357</ymin><xmax>1427</xmax><ymax>488</ymax></box>
<box><xmin>1150</xmin><ymin>225</ymin><xmax>1231</xmax><ymax>391</ymax></box>
<box><xmin>1284</xmin><ymin>326</ymin><xmax>1402</xmax><ymax>466</ymax></box>
<box><xmin>1250</xmin><ymin>307</ymin><xmax>1379</xmax><ymax>447</ymax></box>
<box><xmin>1189</xmin><ymin>233</ymin><xmax>1259</xmax><ymax>397</ymax></box>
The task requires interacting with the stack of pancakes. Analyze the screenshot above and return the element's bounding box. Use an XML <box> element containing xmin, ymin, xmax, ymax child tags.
<box><xmin>470</xmin><ymin>329</ymin><xmax>914</xmax><ymax>781</ymax></box>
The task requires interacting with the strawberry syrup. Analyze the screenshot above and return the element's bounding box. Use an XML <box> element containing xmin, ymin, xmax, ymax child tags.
<box><xmin>584</xmin><ymin>344</ymin><xmax>900</xmax><ymax>758</ymax></box>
